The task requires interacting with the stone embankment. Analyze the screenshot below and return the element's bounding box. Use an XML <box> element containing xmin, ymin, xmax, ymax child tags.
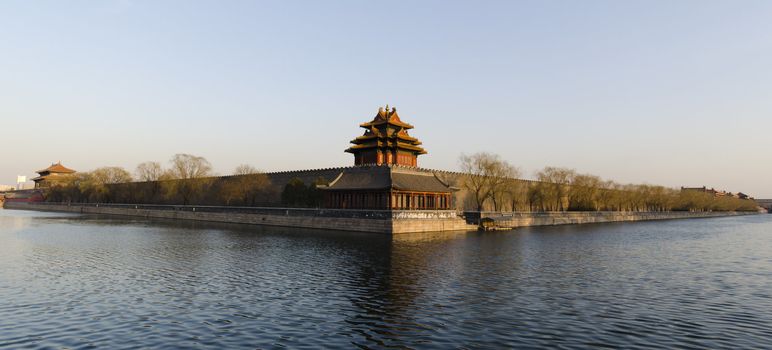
<box><xmin>3</xmin><ymin>202</ymin><xmax>759</xmax><ymax>234</ymax></box>
<box><xmin>468</xmin><ymin>211</ymin><xmax>759</xmax><ymax>230</ymax></box>
<box><xmin>3</xmin><ymin>202</ymin><xmax>475</xmax><ymax>234</ymax></box>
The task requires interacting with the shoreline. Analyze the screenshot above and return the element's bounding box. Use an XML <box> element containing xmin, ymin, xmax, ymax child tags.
<box><xmin>3</xmin><ymin>202</ymin><xmax>762</xmax><ymax>234</ymax></box>
<box><xmin>2</xmin><ymin>202</ymin><xmax>476</xmax><ymax>234</ymax></box>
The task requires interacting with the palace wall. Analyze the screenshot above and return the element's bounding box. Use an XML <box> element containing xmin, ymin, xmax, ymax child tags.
<box><xmin>218</xmin><ymin>166</ymin><xmax>529</xmax><ymax>211</ymax></box>
<box><xmin>40</xmin><ymin>165</ymin><xmax>535</xmax><ymax>211</ymax></box>
<box><xmin>46</xmin><ymin>168</ymin><xmax>351</xmax><ymax>207</ymax></box>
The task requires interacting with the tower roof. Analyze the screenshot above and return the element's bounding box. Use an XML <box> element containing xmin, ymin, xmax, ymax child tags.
<box><xmin>359</xmin><ymin>105</ymin><xmax>415</xmax><ymax>129</ymax></box>
<box><xmin>345</xmin><ymin>106</ymin><xmax>428</xmax><ymax>165</ymax></box>
<box><xmin>36</xmin><ymin>162</ymin><xmax>76</xmax><ymax>175</ymax></box>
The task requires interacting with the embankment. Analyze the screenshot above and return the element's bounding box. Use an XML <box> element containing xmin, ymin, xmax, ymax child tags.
<box><xmin>469</xmin><ymin>211</ymin><xmax>759</xmax><ymax>229</ymax></box>
<box><xmin>3</xmin><ymin>202</ymin><xmax>475</xmax><ymax>234</ymax></box>
<box><xmin>3</xmin><ymin>202</ymin><xmax>759</xmax><ymax>234</ymax></box>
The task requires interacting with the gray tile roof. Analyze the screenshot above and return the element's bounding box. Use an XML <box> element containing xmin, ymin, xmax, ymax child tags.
<box><xmin>324</xmin><ymin>166</ymin><xmax>452</xmax><ymax>193</ymax></box>
<box><xmin>391</xmin><ymin>172</ymin><xmax>452</xmax><ymax>192</ymax></box>
<box><xmin>324</xmin><ymin>168</ymin><xmax>391</xmax><ymax>191</ymax></box>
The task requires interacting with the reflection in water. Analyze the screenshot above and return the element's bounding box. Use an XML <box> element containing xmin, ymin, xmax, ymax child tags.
<box><xmin>1</xmin><ymin>210</ymin><xmax>771</xmax><ymax>349</ymax></box>
<box><xmin>0</xmin><ymin>209</ymin><xmax>36</xmax><ymax>231</ymax></box>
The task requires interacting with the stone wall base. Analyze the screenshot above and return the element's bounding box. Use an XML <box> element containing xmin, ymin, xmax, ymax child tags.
<box><xmin>3</xmin><ymin>203</ymin><xmax>476</xmax><ymax>234</ymax></box>
<box><xmin>3</xmin><ymin>203</ymin><xmax>758</xmax><ymax>234</ymax></box>
<box><xmin>479</xmin><ymin>211</ymin><xmax>758</xmax><ymax>228</ymax></box>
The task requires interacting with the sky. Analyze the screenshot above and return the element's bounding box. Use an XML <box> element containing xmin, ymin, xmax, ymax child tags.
<box><xmin>1</xmin><ymin>1</ymin><xmax>771</xmax><ymax>197</ymax></box>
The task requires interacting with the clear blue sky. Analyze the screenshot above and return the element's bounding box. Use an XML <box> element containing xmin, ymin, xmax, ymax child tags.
<box><xmin>2</xmin><ymin>1</ymin><xmax>771</xmax><ymax>197</ymax></box>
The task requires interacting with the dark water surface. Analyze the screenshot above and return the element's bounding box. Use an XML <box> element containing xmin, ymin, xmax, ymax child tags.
<box><xmin>1</xmin><ymin>210</ymin><xmax>771</xmax><ymax>349</ymax></box>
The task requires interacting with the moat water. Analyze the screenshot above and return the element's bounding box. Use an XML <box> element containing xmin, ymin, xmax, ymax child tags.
<box><xmin>1</xmin><ymin>209</ymin><xmax>771</xmax><ymax>349</ymax></box>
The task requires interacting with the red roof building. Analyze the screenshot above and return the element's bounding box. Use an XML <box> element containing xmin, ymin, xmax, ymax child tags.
<box><xmin>346</xmin><ymin>106</ymin><xmax>427</xmax><ymax>167</ymax></box>
<box><xmin>324</xmin><ymin>107</ymin><xmax>454</xmax><ymax>210</ymax></box>
<box><xmin>32</xmin><ymin>162</ymin><xmax>76</xmax><ymax>188</ymax></box>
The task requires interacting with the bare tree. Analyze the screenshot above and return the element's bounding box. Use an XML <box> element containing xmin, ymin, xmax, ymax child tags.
<box><xmin>47</xmin><ymin>172</ymin><xmax>88</xmax><ymax>203</ymax></box>
<box><xmin>527</xmin><ymin>182</ymin><xmax>546</xmax><ymax>211</ymax></box>
<box><xmin>136</xmin><ymin>161</ymin><xmax>164</xmax><ymax>182</ymax></box>
<box><xmin>220</xmin><ymin>165</ymin><xmax>271</xmax><ymax>206</ymax></box>
<box><xmin>459</xmin><ymin>152</ymin><xmax>518</xmax><ymax>211</ymax></box>
<box><xmin>92</xmin><ymin>166</ymin><xmax>133</xmax><ymax>184</ymax></box>
<box><xmin>134</xmin><ymin>161</ymin><xmax>167</xmax><ymax>203</ymax></box>
<box><xmin>233</xmin><ymin>164</ymin><xmax>258</xmax><ymax>176</ymax></box>
<box><xmin>490</xmin><ymin>168</ymin><xmax>521</xmax><ymax>211</ymax></box>
<box><xmin>72</xmin><ymin>167</ymin><xmax>133</xmax><ymax>203</ymax></box>
<box><xmin>168</xmin><ymin>154</ymin><xmax>213</xmax><ymax>179</ymax></box>
<box><xmin>536</xmin><ymin>167</ymin><xmax>576</xmax><ymax>211</ymax></box>
<box><xmin>163</xmin><ymin>154</ymin><xmax>214</xmax><ymax>205</ymax></box>
<box><xmin>569</xmin><ymin>174</ymin><xmax>603</xmax><ymax>211</ymax></box>
<box><xmin>505</xmin><ymin>179</ymin><xmax>529</xmax><ymax>212</ymax></box>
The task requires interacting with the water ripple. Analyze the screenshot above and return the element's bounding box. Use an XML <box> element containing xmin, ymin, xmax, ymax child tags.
<box><xmin>1</xmin><ymin>211</ymin><xmax>771</xmax><ymax>348</ymax></box>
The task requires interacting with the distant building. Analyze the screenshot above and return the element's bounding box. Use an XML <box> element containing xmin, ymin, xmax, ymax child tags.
<box><xmin>322</xmin><ymin>107</ymin><xmax>454</xmax><ymax>210</ymax></box>
<box><xmin>2</xmin><ymin>183</ymin><xmax>34</xmax><ymax>191</ymax></box>
<box><xmin>756</xmin><ymin>199</ymin><xmax>772</xmax><ymax>212</ymax></box>
<box><xmin>681</xmin><ymin>186</ymin><xmax>753</xmax><ymax>200</ymax></box>
<box><xmin>2</xmin><ymin>189</ymin><xmax>45</xmax><ymax>203</ymax></box>
<box><xmin>681</xmin><ymin>186</ymin><xmax>720</xmax><ymax>195</ymax></box>
<box><xmin>32</xmin><ymin>162</ymin><xmax>76</xmax><ymax>188</ymax></box>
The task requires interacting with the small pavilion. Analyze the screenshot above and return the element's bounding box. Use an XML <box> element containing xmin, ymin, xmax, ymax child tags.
<box><xmin>32</xmin><ymin>162</ymin><xmax>76</xmax><ymax>188</ymax></box>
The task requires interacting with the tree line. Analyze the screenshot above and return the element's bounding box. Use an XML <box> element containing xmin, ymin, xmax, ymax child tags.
<box><xmin>46</xmin><ymin>153</ymin><xmax>331</xmax><ymax>207</ymax></box>
<box><xmin>47</xmin><ymin>154</ymin><xmax>276</xmax><ymax>206</ymax></box>
<box><xmin>459</xmin><ymin>152</ymin><xmax>759</xmax><ymax>212</ymax></box>
<box><xmin>44</xmin><ymin>152</ymin><xmax>759</xmax><ymax>212</ymax></box>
